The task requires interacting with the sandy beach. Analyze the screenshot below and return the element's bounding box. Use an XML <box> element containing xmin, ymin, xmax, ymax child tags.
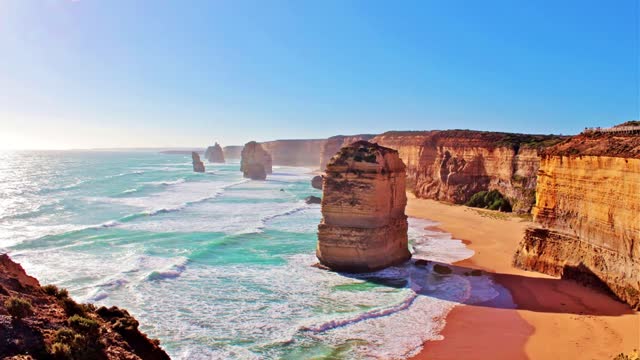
<box><xmin>406</xmin><ymin>194</ymin><xmax>640</xmax><ymax>360</ymax></box>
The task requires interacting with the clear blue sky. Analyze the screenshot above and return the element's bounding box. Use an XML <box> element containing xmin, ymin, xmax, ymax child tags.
<box><xmin>0</xmin><ymin>0</ymin><xmax>638</xmax><ymax>149</ymax></box>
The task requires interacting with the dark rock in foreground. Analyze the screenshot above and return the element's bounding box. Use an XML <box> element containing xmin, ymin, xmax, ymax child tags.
<box><xmin>311</xmin><ymin>175</ymin><xmax>323</xmax><ymax>190</ymax></box>
<box><xmin>0</xmin><ymin>254</ymin><xmax>170</xmax><ymax>359</ymax></box>
<box><xmin>305</xmin><ymin>196</ymin><xmax>321</xmax><ymax>204</ymax></box>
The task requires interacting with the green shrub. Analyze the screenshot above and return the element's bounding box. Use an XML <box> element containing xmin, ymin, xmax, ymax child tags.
<box><xmin>60</xmin><ymin>297</ymin><xmax>85</xmax><ymax>317</ymax></box>
<box><xmin>43</xmin><ymin>284</ymin><xmax>69</xmax><ymax>299</ymax></box>
<box><xmin>50</xmin><ymin>342</ymin><xmax>72</xmax><ymax>359</ymax></box>
<box><xmin>465</xmin><ymin>190</ymin><xmax>512</xmax><ymax>212</ymax></box>
<box><xmin>4</xmin><ymin>296</ymin><xmax>34</xmax><ymax>320</ymax></box>
<box><xmin>43</xmin><ymin>284</ymin><xmax>58</xmax><ymax>296</ymax></box>
<box><xmin>68</xmin><ymin>315</ymin><xmax>100</xmax><ymax>340</ymax></box>
<box><xmin>50</xmin><ymin>323</ymin><xmax>103</xmax><ymax>359</ymax></box>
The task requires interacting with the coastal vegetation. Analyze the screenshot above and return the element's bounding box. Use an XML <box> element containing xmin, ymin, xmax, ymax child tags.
<box><xmin>465</xmin><ymin>190</ymin><xmax>512</xmax><ymax>212</ymax></box>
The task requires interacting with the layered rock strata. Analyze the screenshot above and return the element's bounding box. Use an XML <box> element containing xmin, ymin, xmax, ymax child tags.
<box><xmin>372</xmin><ymin>130</ymin><xmax>564</xmax><ymax>213</ymax></box>
<box><xmin>204</xmin><ymin>142</ymin><xmax>225</xmax><ymax>163</ymax></box>
<box><xmin>240</xmin><ymin>141</ymin><xmax>273</xmax><ymax>180</ymax></box>
<box><xmin>192</xmin><ymin>152</ymin><xmax>205</xmax><ymax>173</ymax></box>
<box><xmin>513</xmin><ymin>129</ymin><xmax>640</xmax><ymax>309</ymax></box>
<box><xmin>317</xmin><ymin>141</ymin><xmax>411</xmax><ymax>272</ymax></box>
<box><xmin>0</xmin><ymin>254</ymin><xmax>169</xmax><ymax>359</ymax></box>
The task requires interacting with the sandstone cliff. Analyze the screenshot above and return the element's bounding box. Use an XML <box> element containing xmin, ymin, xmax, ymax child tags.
<box><xmin>260</xmin><ymin>139</ymin><xmax>327</xmax><ymax>167</ymax></box>
<box><xmin>0</xmin><ymin>254</ymin><xmax>170</xmax><ymax>359</ymax></box>
<box><xmin>372</xmin><ymin>130</ymin><xmax>564</xmax><ymax>213</ymax></box>
<box><xmin>240</xmin><ymin>141</ymin><xmax>273</xmax><ymax>180</ymax></box>
<box><xmin>319</xmin><ymin>135</ymin><xmax>376</xmax><ymax>171</ymax></box>
<box><xmin>317</xmin><ymin>141</ymin><xmax>411</xmax><ymax>272</ymax></box>
<box><xmin>191</xmin><ymin>152</ymin><xmax>205</xmax><ymax>173</ymax></box>
<box><xmin>514</xmin><ymin>130</ymin><xmax>640</xmax><ymax>309</ymax></box>
<box><xmin>222</xmin><ymin>145</ymin><xmax>243</xmax><ymax>160</ymax></box>
<box><xmin>204</xmin><ymin>142</ymin><xmax>225</xmax><ymax>163</ymax></box>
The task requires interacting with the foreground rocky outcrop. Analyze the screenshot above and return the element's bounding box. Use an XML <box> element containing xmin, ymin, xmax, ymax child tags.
<box><xmin>260</xmin><ymin>139</ymin><xmax>327</xmax><ymax>167</ymax></box>
<box><xmin>317</xmin><ymin>141</ymin><xmax>411</xmax><ymax>272</ymax></box>
<box><xmin>191</xmin><ymin>152</ymin><xmax>205</xmax><ymax>173</ymax></box>
<box><xmin>204</xmin><ymin>142</ymin><xmax>225</xmax><ymax>163</ymax></box>
<box><xmin>240</xmin><ymin>141</ymin><xmax>273</xmax><ymax>180</ymax></box>
<box><xmin>0</xmin><ymin>254</ymin><xmax>170</xmax><ymax>359</ymax></box>
<box><xmin>372</xmin><ymin>130</ymin><xmax>564</xmax><ymax>213</ymax></box>
<box><xmin>513</xmin><ymin>128</ymin><xmax>640</xmax><ymax>309</ymax></box>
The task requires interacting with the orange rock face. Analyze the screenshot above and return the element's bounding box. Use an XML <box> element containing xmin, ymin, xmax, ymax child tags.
<box><xmin>240</xmin><ymin>141</ymin><xmax>273</xmax><ymax>180</ymax></box>
<box><xmin>317</xmin><ymin>141</ymin><xmax>411</xmax><ymax>272</ymax></box>
<box><xmin>514</xmin><ymin>131</ymin><xmax>640</xmax><ymax>309</ymax></box>
<box><xmin>372</xmin><ymin>130</ymin><xmax>564</xmax><ymax>213</ymax></box>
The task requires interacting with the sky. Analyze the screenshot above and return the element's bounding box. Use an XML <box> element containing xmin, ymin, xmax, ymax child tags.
<box><xmin>0</xmin><ymin>0</ymin><xmax>638</xmax><ymax>150</ymax></box>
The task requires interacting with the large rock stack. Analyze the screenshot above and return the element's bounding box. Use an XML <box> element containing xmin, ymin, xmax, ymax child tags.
<box><xmin>204</xmin><ymin>142</ymin><xmax>225</xmax><ymax>163</ymax></box>
<box><xmin>317</xmin><ymin>141</ymin><xmax>411</xmax><ymax>272</ymax></box>
<box><xmin>192</xmin><ymin>152</ymin><xmax>205</xmax><ymax>173</ymax></box>
<box><xmin>240</xmin><ymin>141</ymin><xmax>273</xmax><ymax>180</ymax></box>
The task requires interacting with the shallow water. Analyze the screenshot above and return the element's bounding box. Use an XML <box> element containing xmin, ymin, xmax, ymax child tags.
<box><xmin>0</xmin><ymin>150</ymin><xmax>503</xmax><ymax>359</ymax></box>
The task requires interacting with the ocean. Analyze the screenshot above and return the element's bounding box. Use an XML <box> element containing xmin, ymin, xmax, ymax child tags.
<box><xmin>0</xmin><ymin>150</ymin><xmax>501</xmax><ymax>359</ymax></box>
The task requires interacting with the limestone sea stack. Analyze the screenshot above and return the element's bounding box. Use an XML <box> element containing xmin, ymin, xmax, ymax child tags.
<box><xmin>204</xmin><ymin>142</ymin><xmax>225</xmax><ymax>163</ymax></box>
<box><xmin>192</xmin><ymin>152</ymin><xmax>205</xmax><ymax>172</ymax></box>
<box><xmin>317</xmin><ymin>141</ymin><xmax>411</xmax><ymax>272</ymax></box>
<box><xmin>240</xmin><ymin>141</ymin><xmax>273</xmax><ymax>180</ymax></box>
<box><xmin>513</xmin><ymin>124</ymin><xmax>640</xmax><ymax>309</ymax></box>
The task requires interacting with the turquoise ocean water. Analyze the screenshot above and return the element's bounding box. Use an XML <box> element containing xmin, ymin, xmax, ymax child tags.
<box><xmin>0</xmin><ymin>151</ymin><xmax>501</xmax><ymax>359</ymax></box>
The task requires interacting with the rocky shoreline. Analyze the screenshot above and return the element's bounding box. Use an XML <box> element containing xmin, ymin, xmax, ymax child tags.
<box><xmin>0</xmin><ymin>254</ymin><xmax>170</xmax><ymax>359</ymax></box>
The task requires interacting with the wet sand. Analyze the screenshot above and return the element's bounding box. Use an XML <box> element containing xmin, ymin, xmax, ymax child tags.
<box><xmin>406</xmin><ymin>195</ymin><xmax>640</xmax><ymax>360</ymax></box>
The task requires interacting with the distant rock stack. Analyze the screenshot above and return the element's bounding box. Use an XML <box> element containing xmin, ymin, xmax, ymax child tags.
<box><xmin>240</xmin><ymin>141</ymin><xmax>273</xmax><ymax>180</ymax></box>
<box><xmin>204</xmin><ymin>142</ymin><xmax>225</xmax><ymax>163</ymax></box>
<box><xmin>192</xmin><ymin>152</ymin><xmax>205</xmax><ymax>173</ymax></box>
<box><xmin>317</xmin><ymin>141</ymin><xmax>411</xmax><ymax>272</ymax></box>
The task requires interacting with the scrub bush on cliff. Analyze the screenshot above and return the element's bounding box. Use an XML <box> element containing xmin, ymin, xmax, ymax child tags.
<box><xmin>4</xmin><ymin>296</ymin><xmax>34</xmax><ymax>320</ymax></box>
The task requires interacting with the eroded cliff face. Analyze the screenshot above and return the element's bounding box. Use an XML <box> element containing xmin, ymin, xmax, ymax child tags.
<box><xmin>260</xmin><ymin>139</ymin><xmax>327</xmax><ymax>167</ymax></box>
<box><xmin>317</xmin><ymin>141</ymin><xmax>411</xmax><ymax>272</ymax></box>
<box><xmin>204</xmin><ymin>142</ymin><xmax>225</xmax><ymax>163</ymax></box>
<box><xmin>514</xmin><ymin>131</ymin><xmax>640</xmax><ymax>309</ymax></box>
<box><xmin>0</xmin><ymin>254</ymin><xmax>170</xmax><ymax>359</ymax></box>
<box><xmin>240</xmin><ymin>141</ymin><xmax>273</xmax><ymax>180</ymax></box>
<box><xmin>319</xmin><ymin>135</ymin><xmax>375</xmax><ymax>171</ymax></box>
<box><xmin>372</xmin><ymin>130</ymin><xmax>563</xmax><ymax>213</ymax></box>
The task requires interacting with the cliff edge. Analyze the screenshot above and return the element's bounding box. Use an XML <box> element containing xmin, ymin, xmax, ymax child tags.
<box><xmin>0</xmin><ymin>254</ymin><xmax>170</xmax><ymax>359</ymax></box>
